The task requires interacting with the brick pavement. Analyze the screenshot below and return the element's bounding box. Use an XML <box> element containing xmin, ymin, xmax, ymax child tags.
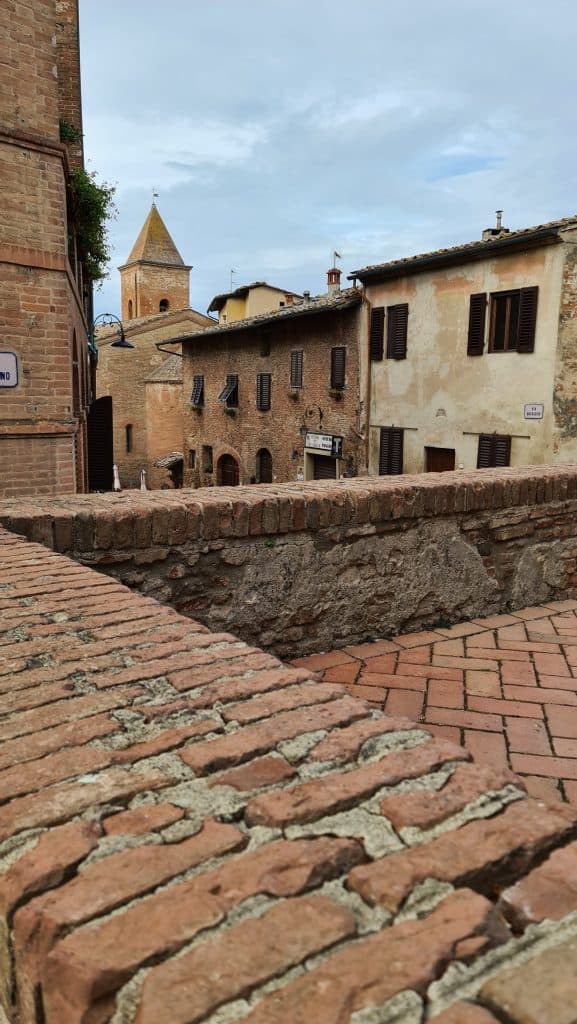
<box><xmin>291</xmin><ymin>602</ymin><xmax>577</xmax><ymax>805</ymax></box>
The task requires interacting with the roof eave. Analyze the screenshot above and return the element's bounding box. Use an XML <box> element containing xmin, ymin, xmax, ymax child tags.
<box><xmin>349</xmin><ymin>228</ymin><xmax>563</xmax><ymax>283</ymax></box>
<box><xmin>180</xmin><ymin>292</ymin><xmax>362</xmax><ymax>344</ymax></box>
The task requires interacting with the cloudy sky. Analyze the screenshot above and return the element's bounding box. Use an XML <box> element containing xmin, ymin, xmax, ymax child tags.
<box><xmin>79</xmin><ymin>0</ymin><xmax>575</xmax><ymax>318</ymax></box>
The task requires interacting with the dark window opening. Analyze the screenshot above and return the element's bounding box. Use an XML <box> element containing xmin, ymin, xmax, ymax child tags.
<box><xmin>188</xmin><ymin>449</ymin><xmax>196</xmax><ymax>469</ymax></box>
<box><xmin>260</xmin><ymin>333</ymin><xmax>271</xmax><ymax>357</ymax></box>
<box><xmin>488</xmin><ymin>287</ymin><xmax>538</xmax><ymax>353</ymax></box>
<box><xmin>370</xmin><ymin>306</ymin><xmax>385</xmax><ymax>361</ymax></box>
<box><xmin>128</xmin><ymin>299</ymin><xmax>133</xmax><ymax>320</ymax></box>
<box><xmin>125</xmin><ymin>424</ymin><xmax>133</xmax><ymax>453</ymax></box>
<box><xmin>159</xmin><ymin>298</ymin><xmax>169</xmax><ymax>313</ymax></box>
<box><xmin>218</xmin><ymin>374</ymin><xmax>239</xmax><ymax>408</ymax></box>
<box><xmin>477</xmin><ymin>434</ymin><xmax>511</xmax><ymax>468</ymax></box>
<box><xmin>425</xmin><ymin>447</ymin><xmax>455</xmax><ymax>472</ymax></box>
<box><xmin>312</xmin><ymin>454</ymin><xmax>337</xmax><ymax>480</ymax></box>
<box><xmin>191</xmin><ymin>375</ymin><xmax>204</xmax><ymax>407</ymax></box>
<box><xmin>386</xmin><ymin>304</ymin><xmax>408</xmax><ymax>359</ymax></box>
<box><xmin>202</xmin><ymin>445</ymin><xmax>213</xmax><ymax>473</ymax></box>
<box><xmin>379</xmin><ymin>427</ymin><xmax>404</xmax><ymax>475</ymax></box>
<box><xmin>256</xmin><ymin>373</ymin><xmax>271</xmax><ymax>411</ymax></box>
<box><xmin>330</xmin><ymin>347</ymin><xmax>346</xmax><ymax>390</ymax></box>
<box><xmin>290</xmin><ymin>350</ymin><xmax>303</xmax><ymax>388</ymax></box>
<box><xmin>256</xmin><ymin>447</ymin><xmax>273</xmax><ymax>483</ymax></box>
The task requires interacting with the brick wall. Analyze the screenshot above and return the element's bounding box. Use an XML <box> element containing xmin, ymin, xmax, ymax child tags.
<box><xmin>182</xmin><ymin>302</ymin><xmax>364</xmax><ymax>486</ymax></box>
<box><xmin>3</xmin><ymin>466</ymin><xmax>577</xmax><ymax>657</ymax></box>
<box><xmin>2</xmin><ymin>523</ymin><xmax>577</xmax><ymax>1022</ymax></box>
<box><xmin>0</xmin><ymin>0</ymin><xmax>91</xmax><ymax>498</ymax></box>
<box><xmin>121</xmin><ymin>263</ymin><xmax>191</xmax><ymax>321</ymax></box>
<box><xmin>145</xmin><ymin>378</ymin><xmax>185</xmax><ymax>489</ymax></box>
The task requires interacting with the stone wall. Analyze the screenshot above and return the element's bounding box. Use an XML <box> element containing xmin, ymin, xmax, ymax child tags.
<box><xmin>3</xmin><ymin>465</ymin><xmax>577</xmax><ymax>657</ymax></box>
<box><xmin>3</xmin><ymin>524</ymin><xmax>577</xmax><ymax>1023</ymax></box>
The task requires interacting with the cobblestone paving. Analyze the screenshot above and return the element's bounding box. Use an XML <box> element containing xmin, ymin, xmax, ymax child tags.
<box><xmin>291</xmin><ymin>601</ymin><xmax>577</xmax><ymax>805</ymax></box>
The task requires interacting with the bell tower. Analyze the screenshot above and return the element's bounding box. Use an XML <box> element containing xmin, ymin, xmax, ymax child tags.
<box><xmin>119</xmin><ymin>203</ymin><xmax>191</xmax><ymax>320</ymax></box>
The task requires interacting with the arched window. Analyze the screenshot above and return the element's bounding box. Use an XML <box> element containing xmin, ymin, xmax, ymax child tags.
<box><xmin>159</xmin><ymin>298</ymin><xmax>170</xmax><ymax>313</ymax></box>
<box><xmin>128</xmin><ymin>299</ymin><xmax>133</xmax><ymax>319</ymax></box>
<box><xmin>125</xmin><ymin>424</ymin><xmax>133</xmax><ymax>453</ymax></box>
<box><xmin>256</xmin><ymin>448</ymin><xmax>273</xmax><ymax>483</ymax></box>
<box><xmin>217</xmin><ymin>453</ymin><xmax>239</xmax><ymax>486</ymax></box>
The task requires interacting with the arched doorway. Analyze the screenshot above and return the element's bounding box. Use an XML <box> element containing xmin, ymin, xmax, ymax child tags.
<box><xmin>256</xmin><ymin>447</ymin><xmax>273</xmax><ymax>483</ymax></box>
<box><xmin>217</xmin><ymin>453</ymin><xmax>239</xmax><ymax>486</ymax></box>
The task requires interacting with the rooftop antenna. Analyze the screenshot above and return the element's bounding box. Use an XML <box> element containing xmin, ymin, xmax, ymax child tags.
<box><xmin>152</xmin><ymin>188</ymin><xmax>159</xmax><ymax>204</ymax></box>
<box><xmin>230</xmin><ymin>268</ymin><xmax>236</xmax><ymax>291</ymax></box>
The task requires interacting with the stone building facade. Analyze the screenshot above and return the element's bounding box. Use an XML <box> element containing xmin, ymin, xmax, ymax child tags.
<box><xmin>0</xmin><ymin>0</ymin><xmax>92</xmax><ymax>497</ymax></box>
<box><xmin>181</xmin><ymin>284</ymin><xmax>365</xmax><ymax>487</ymax></box>
<box><xmin>351</xmin><ymin>214</ymin><xmax>577</xmax><ymax>477</ymax></box>
<box><xmin>95</xmin><ymin>205</ymin><xmax>212</xmax><ymax>489</ymax></box>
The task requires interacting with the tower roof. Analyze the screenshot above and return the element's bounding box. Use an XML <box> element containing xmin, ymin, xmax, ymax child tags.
<box><xmin>124</xmin><ymin>204</ymin><xmax>185</xmax><ymax>267</ymax></box>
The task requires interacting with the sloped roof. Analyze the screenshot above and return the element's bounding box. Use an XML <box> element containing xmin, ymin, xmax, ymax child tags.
<box><xmin>208</xmin><ymin>281</ymin><xmax>302</xmax><ymax>313</ymax></box>
<box><xmin>183</xmin><ymin>287</ymin><xmax>362</xmax><ymax>342</ymax></box>
<box><xmin>350</xmin><ymin>215</ymin><xmax>577</xmax><ymax>282</ymax></box>
<box><xmin>145</xmin><ymin>354</ymin><xmax>183</xmax><ymax>384</ymax></box>
<box><xmin>122</xmin><ymin>204</ymin><xmax>186</xmax><ymax>267</ymax></box>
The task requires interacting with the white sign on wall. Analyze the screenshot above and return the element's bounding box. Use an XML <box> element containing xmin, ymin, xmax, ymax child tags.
<box><xmin>305</xmin><ymin>432</ymin><xmax>344</xmax><ymax>458</ymax></box>
<box><xmin>0</xmin><ymin>352</ymin><xmax>18</xmax><ymax>388</ymax></box>
<box><xmin>524</xmin><ymin>403</ymin><xmax>544</xmax><ymax>421</ymax></box>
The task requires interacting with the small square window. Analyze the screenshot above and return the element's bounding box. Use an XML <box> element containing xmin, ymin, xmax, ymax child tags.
<box><xmin>202</xmin><ymin>445</ymin><xmax>213</xmax><ymax>473</ymax></box>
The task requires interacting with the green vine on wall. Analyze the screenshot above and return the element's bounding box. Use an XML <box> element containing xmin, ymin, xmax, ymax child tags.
<box><xmin>69</xmin><ymin>168</ymin><xmax>117</xmax><ymax>284</ymax></box>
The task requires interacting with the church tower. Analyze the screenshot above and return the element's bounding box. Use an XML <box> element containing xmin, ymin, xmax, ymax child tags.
<box><xmin>118</xmin><ymin>203</ymin><xmax>191</xmax><ymax>321</ymax></box>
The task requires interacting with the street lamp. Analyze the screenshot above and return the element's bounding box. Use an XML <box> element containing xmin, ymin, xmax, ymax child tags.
<box><xmin>92</xmin><ymin>312</ymin><xmax>135</xmax><ymax>353</ymax></box>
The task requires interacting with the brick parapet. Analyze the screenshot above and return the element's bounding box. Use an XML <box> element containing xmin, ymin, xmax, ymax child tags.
<box><xmin>2</xmin><ymin>526</ymin><xmax>577</xmax><ymax>1021</ymax></box>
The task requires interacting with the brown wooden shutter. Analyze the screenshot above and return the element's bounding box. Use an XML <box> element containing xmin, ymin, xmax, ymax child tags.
<box><xmin>477</xmin><ymin>434</ymin><xmax>511</xmax><ymax>468</ymax></box>
<box><xmin>256</xmin><ymin>373</ymin><xmax>271</xmax><ymax>411</ymax></box>
<box><xmin>386</xmin><ymin>304</ymin><xmax>408</xmax><ymax>359</ymax></box>
<box><xmin>290</xmin><ymin>350</ymin><xmax>303</xmax><ymax>387</ymax></box>
<box><xmin>379</xmin><ymin>427</ymin><xmax>404</xmax><ymax>474</ymax></box>
<box><xmin>493</xmin><ymin>434</ymin><xmax>511</xmax><ymax>466</ymax></box>
<box><xmin>467</xmin><ymin>293</ymin><xmax>486</xmax><ymax>356</ymax></box>
<box><xmin>517</xmin><ymin>286</ymin><xmax>538</xmax><ymax>353</ymax></box>
<box><xmin>331</xmin><ymin>347</ymin><xmax>346</xmax><ymax>389</ymax></box>
<box><xmin>370</xmin><ymin>307</ymin><xmax>385</xmax><ymax>361</ymax></box>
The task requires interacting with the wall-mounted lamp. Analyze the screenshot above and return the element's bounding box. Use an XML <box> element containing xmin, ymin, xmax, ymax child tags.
<box><xmin>92</xmin><ymin>312</ymin><xmax>135</xmax><ymax>354</ymax></box>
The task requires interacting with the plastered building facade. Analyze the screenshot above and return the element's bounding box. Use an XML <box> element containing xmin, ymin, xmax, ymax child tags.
<box><xmin>352</xmin><ymin>216</ymin><xmax>577</xmax><ymax>476</ymax></box>
<box><xmin>0</xmin><ymin>0</ymin><xmax>92</xmax><ymax>497</ymax></box>
<box><xmin>181</xmin><ymin>284</ymin><xmax>365</xmax><ymax>487</ymax></box>
<box><xmin>208</xmin><ymin>282</ymin><xmax>302</xmax><ymax>324</ymax></box>
<box><xmin>96</xmin><ymin>205</ymin><xmax>212</xmax><ymax>489</ymax></box>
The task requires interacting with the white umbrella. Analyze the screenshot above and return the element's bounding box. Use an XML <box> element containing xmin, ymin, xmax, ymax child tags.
<box><xmin>140</xmin><ymin>469</ymin><xmax>147</xmax><ymax>491</ymax></box>
<box><xmin>112</xmin><ymin>464</ymin><xmax>121</xmax><ymax>492</ymax></box>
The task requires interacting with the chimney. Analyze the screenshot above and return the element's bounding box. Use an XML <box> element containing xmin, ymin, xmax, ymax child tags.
<box><xmin>482</xmin><ymin>210</ymin><xmax>510</xmax><ymax>241</ymax></box>
<box><xmin>327</xmin><ymin>266</ymin><xmax>341</xmax><ymax>296</ymax></box>
<box><xmin>303</xmin><ymin>290</ymin><xmax>311</xmax><ymax>302</ymax></box>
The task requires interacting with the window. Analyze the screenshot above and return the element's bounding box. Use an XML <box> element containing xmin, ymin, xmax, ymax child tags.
<box><xmin>190</xmin><ymin>375</ymin><xmax>204</xmax><ymax>407</ymax></box>
<box><xmin>467</xmin><ymin>294</ymin><xmax>487</xmax><ymax>356</ymax></box>
<box><xmin>202</xmin><ymin>445</ymin><xmax>213</xmax><ymax>473</ymax></box>
<box><xmin>218</xmin><ymin>374</ymin><xmax>239</xmax><ymax>408</ymax></box>
<box><xmin>290</xmin><ymin>350</ymin><xmax>303</xmax><ymax>388</ymax></box>
<box><xmin>128</xmin><ymin>299</ymin><xmax>133</xmax><ymax>320</ymax></box>
<box><xmin>159</xmin><ymin>298</ymin><xmax>169</xmax><ymax>313</ymax></box>
<box><xmin>379</xmin><ymin>427</ymin><xmax>404</xmax><ymax>475</ymax></box>
<box><xmin>477</xmin><ymin>434</ymin><xmax>511</xmax><ymax>468</ymax></box>
<box><xmin>370</xmin><ymin>306</ymin><xmax>385</xmax><ymax>361</ymax></box>
<box><xmin>260</xmin><ymin>333</ymin><xmax>271</xmax><ymax>357</ymax></box>
<box><xmin>256</xmin><ymin>373</ymin><xmax>271</xmax><ymax>411</ymax></box>
<box><xmin>488</xmin><ymin>287</ymin><xmax>538</xmax><ymax>353</ymax></box>
<box><xmin>330</xmin><ymin>347</ymin><xmax>346</xmax><ymax>390</ymax></box>
<box><xmin>256</xmin><ymin>447</ymin><xmax>273</xmax><ymax>483</ymax></box>
<box><xmin>386</xmin><ymin>304</ymin><xmax>408</xmax><ymax>359</ymax></box>
<box><xmin>125</xmin><ymin>424</ymin><xmax>133</xmax><ymax>453</ymax></box>
<box><xmin>188</xmin><ymin>449</ymin><xmax>196</xmax><ymax>469</ymax></box>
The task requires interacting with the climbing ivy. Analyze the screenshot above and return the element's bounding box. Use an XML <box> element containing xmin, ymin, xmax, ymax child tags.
<box><xmin>68</xmin><ymin>168</ymin><xmax>116</xmax><ymax>284</ymax></box>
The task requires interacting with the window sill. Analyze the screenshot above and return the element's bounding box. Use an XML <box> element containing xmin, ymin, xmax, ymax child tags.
<box><xmin>328</xmin><ymin>387</ymin><xmax>344</xmax><ymax>399</ymax></box>
<box><xmin>190</xmin><ymin>404</ymin><xmax>204</xmax><ymax>412</ymax></box>
<box><xmin>224</xmin><ymin>407</ymin><xmax>238</xmax><ymax>416</ymax></box>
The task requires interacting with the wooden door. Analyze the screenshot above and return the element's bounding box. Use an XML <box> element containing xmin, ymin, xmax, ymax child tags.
<box><xmin>87</xmin><ymin>396</ymin><xmax>113</xmax><ymax>491</ymax></box>
<box><xmin>217</xmin><ymin>454</ymin><xmax>240</xmax><ymax>486</ymax></box>
<box><xmin>425</xmin><ymin>447</ymin><xmax>455</xmax><ymax>472</ymax></box>
<box><xmin>313</xmin><ymin>454</ymin><xmax>337</xmax><ymax>480</ymax></box>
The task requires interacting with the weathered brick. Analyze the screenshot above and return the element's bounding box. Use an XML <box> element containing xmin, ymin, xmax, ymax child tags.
<box><xmin>499</xmin><ymin>839</ymin><xmax>577</xmax><ymax>928</ymax></box>
<box><xmin>212</xmin><ymin>755</ymin><xmax>296</xmax><ymax>790</ymax></box>
<box><xmin>133</xmin><ymin>895</ymin><xmax>356</xmax><ymax>1024</ymax></box>
<box><xmin>348</xmin><ymin>799</ymin><xmax>577</xmax><ymax>912</ymax></box>
<box><xmin>221</xmin><ymin>681</ymin><xmax>345</xmax><ymax>724</ymax></box>
<box><xmin>102</xmin><ymin>803</ymin><xmax>184</xmax><ymax>836</ymax></box>
<box><xmin>481</xmin><ymin>936</ymin><xmax>577</xmax><ymax>1024</ymax></box>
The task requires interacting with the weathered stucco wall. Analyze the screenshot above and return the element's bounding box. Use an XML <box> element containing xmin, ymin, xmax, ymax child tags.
<box><xmin>3</xmin><ymin>466</ymin><xmax>577</xmax><ymax>658</ymax></box>
<box><xmin>364</xmin><ymin>241</ymin><xmax>570</xmax><ymax>474</ymax></box>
